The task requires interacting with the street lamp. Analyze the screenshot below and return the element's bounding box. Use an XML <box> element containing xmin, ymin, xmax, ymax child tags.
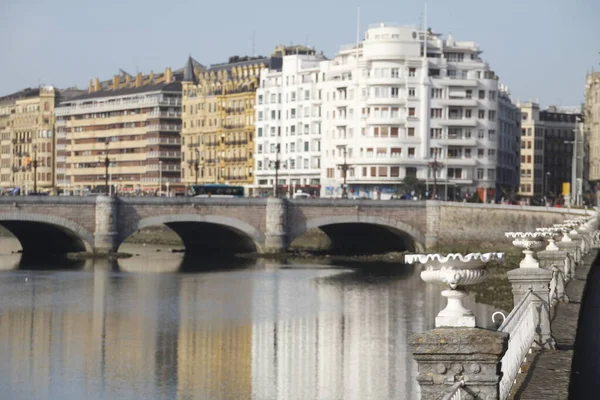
<box><xmin>32</xmin><ymin>144</ymin><xmax>38</xmax><ymax>194</ymax></box>
<box><xmin>544</xmin><ymin>171</ymin><xmax>551</xmax><ymax>205</ymax></box>
<box><xmin>564</xmin><ymin>117</ymin><xmax>582</xmax><ymax>206</ymax></box>
<box><xmin>427</xmin><ymin>148</ymin><xmax>444</xmax><ymax>199</ymax></box>
<box><xmin>337</xmin><ymin>145</ymin><xmax>350</xmax><ymax>199</ymax></box>
<box><xmin>98</xmin><ymin>140</ymin><xmax>113</xmax><ymax>196</ymax></box>
<box><xmin>194</xmin><ymin>148</ymin><xmax>200</xmax><ymax>185</ymax></box>
<box><xmin>158</xmin><ymin>160</ymin><xmax>163</xmax><ymax>196</ymax></box>
<box><xmin>269</xmin><ymin>144</ymin><xmax>282</xmax><ymax>197</ymax></box>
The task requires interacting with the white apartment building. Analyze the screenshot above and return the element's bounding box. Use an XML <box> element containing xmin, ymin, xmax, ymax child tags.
<box><xmin>320</xmin><ymin>23</ymin><xmax>515</xmax><ymax>200</ymax></box>
<box><xmin>254</xmin><ymin>51</ymin><xmax>329</xmax><ymax>197</ymax></box>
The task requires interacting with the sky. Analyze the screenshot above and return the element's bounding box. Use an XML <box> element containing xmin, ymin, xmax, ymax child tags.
<box><xmin>1</xmin><ymin>0</ymin><xmax>599</xmax><ymax>107</ymax></box>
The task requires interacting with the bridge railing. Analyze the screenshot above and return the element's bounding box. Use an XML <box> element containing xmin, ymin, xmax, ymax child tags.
<box><xmin>497</xmin><ymin>290</ymin><xmax>535</xmax><ymax>400</ymax></box>
<box><xmin>409</xmin><ymin>212</ymin><xmax>598</xmax><ymax>400</ymax></box>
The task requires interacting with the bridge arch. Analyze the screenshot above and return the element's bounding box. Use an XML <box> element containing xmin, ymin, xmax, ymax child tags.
<box><xmin>0</xmin><ymin>212</ymin><xmax>93</xmax><ymax>256</ymax></box>
<box><xmin>289</xmin><ymin>215</ymin><xmax>425</xmax><ymax>253</ymax></box>
<box><xmin>121</xmin><ymin>214</ymin><xmax>265</xmax><ymax>254</ymax></box>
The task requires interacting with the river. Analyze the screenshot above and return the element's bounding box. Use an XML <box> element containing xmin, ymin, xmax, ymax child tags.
<box><xmin>0</xmin><ymin>239</ymin><xmax>499</xmax><ymax>400</ymax></box>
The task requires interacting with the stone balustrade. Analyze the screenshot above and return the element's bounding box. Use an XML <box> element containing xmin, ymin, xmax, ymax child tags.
<box><xmin>408</xmin><ymin>212</ymin><xmax>599</xmax><ymax>400</ymax></box>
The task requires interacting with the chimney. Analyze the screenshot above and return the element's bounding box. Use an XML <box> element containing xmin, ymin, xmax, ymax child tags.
<box><xmin>112</xmin><ymin>75</ymin><xmax>119</xmax><ymax>90</ymax></box>
<box><xmin>94</xmin><ymin>78</ymin><xmax>100</xmax><ymax>92</ymax></box>
<box><xmin>135</xmin><ymin>72</ymin><xmax>143</xmax><ymax>87</ymax></box>
<box><xmin>165</xmin><ymin>67</ymin><xmax>173</xmax><ymax>83</ymax></box>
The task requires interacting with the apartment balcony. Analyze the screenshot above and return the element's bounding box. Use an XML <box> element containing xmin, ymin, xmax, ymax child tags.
<box><xmin>146</xmin><ymin>110</ymin><xmax>182</xmax><ymax>118</ymax></box>
<box><xmin>365</xmin><ymin>116</ymin><xmax>405</xmax><ymax>125</ymax></box>
<box><xmin>438</xmin><ymin>98</ymin><xmax>478</xmax><ymax>107</ymax></box>
<box><xmin>55</xmin><ymin>97</ymin><xmax>181</xmax><ymax>116</ymax></box>
<box><xmin>444</xmin><ymin>157</ymin><xmax>477</xmax><ymax>166</ymax></box>
<box><xmin>222</xmin><ymin>157</ymin><xmax>249</xmax><ymax>163</ymax></box>
<box><xmin>55</xmin><ymin>119</ymin><xmax>67</xmax><ymax>127</ymax></box>
<box><xmin>147</xmin><ymin>151</ymin><xmax>181</xmax><ymax>159</ymax></box>
<box><xmin>366</xmin><ymin>76</ymin><xmax>404</xmax><ymax>85</ymax></box>
<box><xmin>147</xmin><ymin>164</ymin><xmax>181</xmax><ymax>171</ymax></box>
<box><xmin>223</xmin><ymin>107</ymin><xmax>246</xmax><ymax>114</ymax></box>
<box><xmin>222</xmin><ymin>124</ymin><xmax>246</xmax><ymax>131</ymax></box>
<box><xmin>147</xmin><ymin>137</ymin><xmax>181</xmax><ymax>145</ymax></box>
<box><xmin>147</xmin><ymin>124</ymin><xmax>181</xmax><ymax>132</ymax></box>
<box><xmin>224</xmin><ymin>140</ymin><xmax>249</xmax><ymax>146</ymax></box>
<box><xmin>366</xmin><ymin>97</ymin><xmax>405</xmax><ymax>106</ymax></box>
<box><xmin>436</xmin><ymin>137</ymin><xmax>478</xmax><ymax>146</ymax></box>
<box><xmin>438</xmin><ymin>118</ymin><xmax>477</xmax><ymax>127</ymax></box>
<box><xmin>430</xmin><ymin>76</ymin><xmax>478</xmax><ymax>87</ymax></box>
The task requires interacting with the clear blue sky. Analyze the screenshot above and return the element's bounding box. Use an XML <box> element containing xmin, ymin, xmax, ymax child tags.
<box><xmin>1</xmin><ymin>0</ymin><xmax>598</xmax><ymax>106</ymax></box>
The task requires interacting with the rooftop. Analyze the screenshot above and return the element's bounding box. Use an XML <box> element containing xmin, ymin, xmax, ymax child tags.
<box><xmin>62</xmin><ymin>81</ymin><xmax>182</xmax><ymax>103</ymax></box>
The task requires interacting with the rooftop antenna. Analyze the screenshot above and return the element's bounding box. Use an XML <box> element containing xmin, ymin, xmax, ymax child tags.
<box><xmin>423</xmin><ymin>3</ymin><xmax>428</xmax><ymax>59</ymax></box>
<box><xmin>356</xmin><ymin>6</ymin><xmax>360</xmax><ymax>58</ymax></box>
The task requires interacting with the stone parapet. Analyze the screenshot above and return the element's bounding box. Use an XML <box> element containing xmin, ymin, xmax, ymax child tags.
<box><xmin>410</xmin><ymin>328</ymin><xmax>508</xmax><ymax>400</ymax></box>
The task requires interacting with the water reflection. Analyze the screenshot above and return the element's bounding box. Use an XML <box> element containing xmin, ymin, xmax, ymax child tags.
<box><xmin>0</xmin><ymin>241</ymin><xmax>501</xmax><ymax>400</ymax></box>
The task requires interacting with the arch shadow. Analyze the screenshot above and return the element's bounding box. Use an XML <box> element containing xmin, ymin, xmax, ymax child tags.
<box><xmin>0</xmin><ymin>212</ymin><xmax>93</xmax><ymax>259</ymax></box>
<box><xmin>289</xmin><ymin>215</ymin><xmax>425</xmax><ymax>254</ymax></box>
<box><xmin>121</xmin><ymin>214</ymin><xmax>265</xmax><ymax>254</ymax></box>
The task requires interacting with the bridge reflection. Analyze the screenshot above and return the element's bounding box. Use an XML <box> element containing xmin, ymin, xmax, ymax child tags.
<box><xmin>0</xmin><ymin>252</ymin><xmax>499</xmax><ymax>399</ymax></box>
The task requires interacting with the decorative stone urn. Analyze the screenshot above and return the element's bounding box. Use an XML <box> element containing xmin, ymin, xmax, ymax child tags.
<box><xmin>563</xmin><ymin>220</ymin><xmax>582</xmax><ymax>236</ymax></box>
<box><xmin>536</xmin><ymin>227</ymin><xmax>563</xmax><ymax>251</ymax></box>
<box><xmin>505</xmin><ymin>232</ymin><xmax>552</xmax><ymax>268</ymax></box>
<box><xmin>553</xmin><ymin>224</ymin><xmax>573</xmax><ymax>242</ymax></box>
<box><xmin>404</xmin><ymin>252</ymin><xmax>504</xmax><ymax>328</ymax></box>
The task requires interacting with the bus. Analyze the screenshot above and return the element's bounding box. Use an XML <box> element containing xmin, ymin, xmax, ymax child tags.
<box><xmin>190</xmin><ymin>184</ymin><xmax>245</xmax><ymax>198</ymax></box>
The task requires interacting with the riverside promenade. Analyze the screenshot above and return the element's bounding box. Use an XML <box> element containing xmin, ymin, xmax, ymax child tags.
<box><xmin>512</xmin><ymin>250</ymin><xmax>598</xmax><ymax>399</ymax></box>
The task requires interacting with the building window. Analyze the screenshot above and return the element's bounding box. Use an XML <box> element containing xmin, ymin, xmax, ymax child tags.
<box><xmin>408</xmin><ymin>108</ymin><xmax>416</xmax><ymax>116</ymax></box>
<box><xmin>408</xmin><ymin>88</ymin><xmax>416</xmax><ymax>97</ymax></box>
<box><xmin>478</xmin><ymin>90</ymin><xmax>485</xmax><ymax>100</ymax></box>
<box><xmin>391</xmin><ymin>68</ymin><xmax>399</xmax><ymax>78</ymax></box>
<box><xmin>431</xmin><ymin>88</ymin><xmax>443</xmax><ymax>99</ymax></box>
<box><xmin>409</xmin><ymin>68</ymin><xmax>416</xmax><ymax>77</ymax></box>
<box><xmin>379</xmin><ymin>166</ymin><xmax>387</xmax><ymax>177</ymax></box>
<box><xmin>408</xmin><ymin>148</ymin><xmax>415</xmax><ymax>158</ymax></box>
<box><xmin>326</xmin><ymin>168</ymin><xmax>334</xmax><ymax>178</ymax></box>
<box><xmin>391</xmin><ymin>127</ymin><xmax>399</xmax><ymax>137</ymax></box>
<box><xmin>430</xmin><ymin>128</ymin><xmax>442</xmax><ymax>139</ymax></box>
<box><xmin>478</xmin><ymin>110</ymin><xmax>485</xmax><ymax>119</ymax></box>
<box><xmin>431</xmin><ymin>108</ymin><xmax>442</xmax><ymax>118</ymax></box>
<box><xmin>391</xmin><ymin>87</ymin><xmax>399</xmax><ymax>98</ymax></box>
<box><xmin>408</xmin><ymin>127</ymin><xmax>415</xmax><ymax>137</ymax></box>
<box><xmin>390</xmin><ymin>166</ymin><xmax>400</xmax><ymax>177</ymax></box>
<box><xmin>477</xmin><ymin>168</ymin><xmax>484</xmax><ymax>179</ymax></box>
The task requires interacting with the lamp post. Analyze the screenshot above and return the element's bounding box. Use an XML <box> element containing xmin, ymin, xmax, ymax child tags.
<box><xmin>99</xmin><ymin>140</ymin><xmax>112</xmax><ymax>196</ymax></box>
<box><xmin>269</xmin><ymin>144</ymin><xmax>282</xmax><ymax>197</ymax></box>
<box><xmin>337</xmin><ymin>145</ymin><xmax>350</xmax><ymax>199</ymax></box>
<box><xmin>194</xmin><ymin>149</ymin><xmax>200</xmax><ymax>185</ymax></box>
<box><xmin>32</xmin><ymin>144</ymin><xmax>38</xmax><ymax>194</ymax></box>
<box><xmin>427</xmin><ymin>148</ymin><xmax>444</xmax><ymax>199</ymax></box>
<box><xmin>158</xmin><ymin>160</ymin><xmax>163</xmax><ymax>196</ymax></box>
<box><xmin>564</xmin><ymin>117</ymin><xmax>581</xmax><ymax>206</ymax></box>
<box><xmin>544</xmin><ymin>171</ymin><xmax>551</xmax><ymax>205</ymax></box>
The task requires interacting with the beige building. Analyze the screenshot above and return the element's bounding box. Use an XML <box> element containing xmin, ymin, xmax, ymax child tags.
<box><xmin>55</xmin><ymin>70</ymin><xmax>183</xmax><ymax>195</ymax></box>
<box><xmin>585</xmin><ymin>72</ymin><xmax>600</xmax><ymax>186</ymax></box>
<box><xmin>518</xmin><ymin>101</ymin><xmax>579</xmax><ymax>204</ymax></box>
<box><xmin>180</xmin><ymin>55</ymin><xmax>281</xmax><ymax>192</ymax></box>
<box><xmin>0</xmin><ymin>86</ymin><xmax>82</xmax><ymax>194</ymax></box>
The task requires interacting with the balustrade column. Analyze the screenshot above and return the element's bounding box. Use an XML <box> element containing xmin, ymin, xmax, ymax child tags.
<box><xmin>556</xmin><ymin>241</ymin><xmax>580</xmax><ymax>273</ymax></box>
<box><xmin>507</xmin><ymin>268</ymin><xmax>555</xmax><ymax>349</ymax></box>
<box><xmin>537</xmin><ymin>249</ymin><xmax>570</xmax><ymax>282</ymax></box>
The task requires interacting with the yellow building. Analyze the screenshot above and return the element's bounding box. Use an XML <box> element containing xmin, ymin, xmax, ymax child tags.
<box><xmin>55</xmin><ymin>67</ymin><xmax>186</xmax><ymax>195</ymax></box>
<box><xmin>0</xmin><ymin>86</ymin><xmax>83</xmax><ymax>194</ymax></box>
<box><xmin>181</xmin><ymin>56</ymin><xmax>281</xmax><ymax>193</ymax></box>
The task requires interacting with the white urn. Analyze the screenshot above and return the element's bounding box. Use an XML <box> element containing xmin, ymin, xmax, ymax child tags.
<box><xmin>535</xmin><ymin>227</ymin><xmax>563</xmax><ymax>251</ymax></box>
<box><xmin>505</xmin><ymin>232</ymin><xmax>552</xmax><ymax>268</ymax></box>
<box><xmin>404</xmin><ymin>252</ymin><xmax>504</xmax><ymax>328</ymax></box>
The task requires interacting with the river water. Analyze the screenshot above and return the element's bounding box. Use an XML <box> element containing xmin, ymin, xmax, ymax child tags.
<box><xmin>0</xmin><ymin>239</ymin><xmax>499</xmax><ymax>400</ymax></box>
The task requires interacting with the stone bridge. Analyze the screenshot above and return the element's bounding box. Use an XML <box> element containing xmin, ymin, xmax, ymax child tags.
<box><xmin>0</xmin><ymin>196</ymin><xmax>590</xmax><ymax>257</ymax></box>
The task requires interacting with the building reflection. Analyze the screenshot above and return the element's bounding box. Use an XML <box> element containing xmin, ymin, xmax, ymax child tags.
<box><xmin>0</xmin><ymin>257</ymin><xmax>503</xmax><ymax>400</ymax></box>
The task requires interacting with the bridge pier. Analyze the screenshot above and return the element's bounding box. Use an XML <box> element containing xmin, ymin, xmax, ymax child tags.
<box><xmin>94</xmin><ymin>196</ymin><xmax>119</xmax><ymax>254</ymax></box>
<box><xmin>425</xmin><ymin>200</ymin><xmax>440</xmax><ymax>250</ymax></box>
<box><xmin>264</xmin><ymin>198</ymin><xmax>288</xmax><ymax>253</ymax></box>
